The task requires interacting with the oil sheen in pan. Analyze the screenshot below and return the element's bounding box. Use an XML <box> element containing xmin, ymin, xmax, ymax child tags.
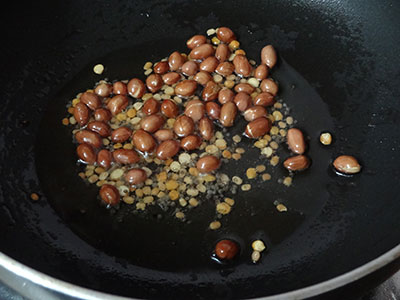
<box><xmin>35</xmin><ymin>38</ymin><xmax>334</xmax><ymax>272</ymax></box>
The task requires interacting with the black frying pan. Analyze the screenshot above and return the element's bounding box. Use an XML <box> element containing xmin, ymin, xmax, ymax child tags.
<box><xmin>1</xmin><ymin>0</ymin><xmax>400</xmax><ymax>299</ymax></box>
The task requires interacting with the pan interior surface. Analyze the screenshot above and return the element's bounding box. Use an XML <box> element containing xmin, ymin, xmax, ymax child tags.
<box><xmin>1</xmin><ymin>0</ymin><xmax>399</xmax><ymax>299</ymax></box>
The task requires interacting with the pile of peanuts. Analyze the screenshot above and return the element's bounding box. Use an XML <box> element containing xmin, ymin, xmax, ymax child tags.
<box><xmin>63</xmin><ymin>26</ymin><xmax>307</xmax><ymax>226</ymax></box>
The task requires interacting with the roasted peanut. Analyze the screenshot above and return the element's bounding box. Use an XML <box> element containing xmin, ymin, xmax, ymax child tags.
<box><xmin>194</xmin><ymin>71</ymin><xmax>212</xmax><ymax>86</ymax></box>
<box><xmin>198</xmin><ymin>117</ymin><xmax>214</xmax><ymax>141</ymax></box>
<box><xmin>243</xmin><ymin>106</ymin><xmax>267</xmax><ymax>122</ymax></box>
<box><xmin>111</xmin><ymin>126</ymin><xmax>132</xmax><ymax>143</ymax></box>
<box><xmin>205</xmin><ymin>101</ymin><xmax>221</xmax><ymax>120</ymax></box>
<box><xmin>215</xmin><ymin>62</ymin><xmax>235</xmax><ymax>77</ymax></box>
<box><xmin>216</xmin><ymin>27</ymin><xmax>236</xmax><ymax>43</ymax></box>
<box><xmin>113</xmin><ymin>81</ymin><xmax>128</xmax><ymax>95</ymax></box>
<box><xmin>99</xmin><ymin>184</ymin><xmax>120</xmax><ymax>206</ymax></box>
<box><xmin>153</xmin><ymin>128</ymin><xmax>174</xmax><ymax>142</ymax></box>
<box><xmin>214</xmin><ymin>239</ymin><xmax>239</xmax><ymax>260</ymax></box>
<box><xmin>186</xmin><ymin>34</ymin><xmax>207</xmax><ymax>49</ymax></box>
<box><xmin>234</xmin><ymin>83</ymin><xmax>255</xmax><ymax>94</ymax></box>
<box><xmin>153</xmin><ymin>61</ymin><xmax>170</xmax><ymax>74</ymax></box>
<box><xmin>73</xmin><ymin>102</ymin><xmax>90</xmax><ymax>126</ymax></box>
<box><xmin>184</xmin><ymin>99</ymin><xmax>205</xmax><ymax>122</ymax></box>
<box><xmin>180</xmin><ymin>135</ymin><xmax>202</xmax><ymax>151</ymax></box>
<box><xmin>162</xmin><ymin>72</ymin><xmax>181</xmax><ymax>85</ymax></box>
<box><xmin>125</xmin><ymin>168</ymin><xmax>148</xmax><ymax>185</ymax></box>
<box><xmin>233</xmin><ymin>92</ymin><xmax>252</xmax><ymax>112</ymax></box>
<box><xmin>94</xmin><ymin>108</ymin><xmax>112</xmax><ymax>122</ymax></box>
<box><xmin>283</xmin><ymin>155</ymin><xmax>310</xmax><ymax>171</ymax></box>
<box><xmin>156</xmin><ymin>139</ymin><xmax>180</xmax><ymax>160</ymax></box>
<box><xmin>94</xmin><ymin>82</ymin><xmax>112</xmax><ymax>97</ymax></box>
<box><xmin>132</xmin><ymin>129</ymin><xmax>156</xmax><ymax>152</ymax></box>
<box><xmin>202</xmin><ymin>80</ymin><xmax>220</xmax><ymax>101</ymax></box>
<box><xmin>76</xmin><ymin>143</ymin><xmax>96</xmax><ymax>164</ymax></box>
<box><xmin>218</xmin><ymin>88</ymin><xmax>235</xmax><ymax>104</ymax></box>
<box><xmin>189</xmin><ymin>43</ymin><xmax>215</xmax><ymax>60</ymax></box>
<box><xmin>253</xmin><ymin>92</ymin><xmax>275</xmax><ymax>107</ymax></box>
<box><xmin>175</xmin><ymin>80</ymin><xmax>198</xmax><ymax>97</ymax></box>
<box><xmin>261</xmin><ymin>45</ymin><xmax>277</xmax><ymax>68</ymax></box>
<box><xmin>200</xmin><ymin>57</ymin><xmax>219</xmax><ymax>73</ymax></box>
<box><xmin>107</xmin><ymin>95</ymin><xmax>129</xmax><ymax>115</ymax></box>
<box><xmin>245</xmin><ymin>117</ymin><xmax>272</xmax><ymax>138</ymax></box>
<box><xmin>260</xmin><ymin>78</ymin><xmax>278</xmax><ymax>95</ymax></box>
<box><xmin>146</xmin><ymin>73</ymin><xmax>163</xmax><ymax>93</ymax></box>
<box><xmin>255</xmin><ymin>64</ymin><xmax>269</xmax><ymax>81</ymax></box>
<box><xmin>287</xmin><ymin>128</ymin><xmax>306</xmax><ymax>154</ymax></box>
<box><xmin>140</xmin><ymin>114</ymin><xmax>165</xmax><ymax>133</ymax></box>
<box><xmin>173</xmin><ymin>115</ymin><xmax>195</xmax><ymax>137</ymax></box>
<box><xmin>75</xmin><ymin>130</ymin><xmax>102</xmax><ymax>148</ymax></box>
<box><xmin>333</xmin><ymin>155</ymin><xmax>361</xmax><ymax>174</ymax></box>
<box><xmin>181</xmin><ymin>61</ymin><xmax>199</xmax><ymax>76</ymax></box>
<box><xmin>80</xmin><ymin>91</ymin><xmax>101</xmax><ymax>110</ymax></box>
<box><xmin>112</xmin><ymin>149</ymin><xmax>140</xmax><ymax>164</ymax></box>
<box><xmin>215</xmin><ymin>43</ymin><xmax>230</xmax><ymax>62</ymax></box>
<box><xmin>196</xmin><ymin>155</ymin><xmax>221</xmax><ymax>173</ymax></box>
<box><xmin>87</xmin><ymin>121</ymin><xmax>111</xmax><ymax>137</ymax></box>
<box><xmin>97</xmin><ymin>149</ymin><xmax>113</xmax><ymax>169</ymax></box>
<box><xmin>127</xmin><ymin>78</ymin><xmax>146</xmax><ymax>98</ymax></box>
<box><xmin>161</xmin><ymin>99</ymin><xmax>179</xmax><ymax>118</ymax></box>
<box><xmin>168</xmin><ymin>51</ymin><xmax>185</xmax><ymax>71</ymax></box>
<box><xmin>219</xmin><ymin>102</ymin><xmax>237</xmax><ymax>127</ymax></box>
<box><xmin>233</xmin><ymin>55</ymin><xmax>252</xmax><ymax>77</ymax></box>
<box><xmin>142</xmin><ymin>98</ymin><xmax>160</xmax><ymax>115</ymax></box>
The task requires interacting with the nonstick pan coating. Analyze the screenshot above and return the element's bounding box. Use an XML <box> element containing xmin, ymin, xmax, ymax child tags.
<box><xmin>0</xmin><ymin>0</ymin><xmax>400</xmax><ymax>299</ymax></box>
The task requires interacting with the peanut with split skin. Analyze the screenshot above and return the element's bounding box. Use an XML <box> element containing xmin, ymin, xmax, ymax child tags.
<box><xmin>184</xmin><ymin>99</ymin><xmax>205</xmax><ymax>122</ymax></box>
<box><xmin>87</xmin><ymin>121</ymin><xmax>111</xmax><ymax>138</ymax></box>
<box><xmin>173</xmin><ymin>115</ymin><xmax>195</xmax><ymax>137</ymax></box>
<box><xmin>160</xmin><ymin>99</ymin><xmax>179</xmax><ymax>118</ymax></box>
<box><xmin>127</xmin><ymin>78</ymin><xmax>146</xmax><ymax>98</ymax></box>
<box><xmin>333</xmin><ymin>155</ymin><xmax>361</xmax><ymax>174</ymax></box>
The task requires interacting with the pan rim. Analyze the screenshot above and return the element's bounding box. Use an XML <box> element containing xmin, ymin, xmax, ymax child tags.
<box><xmin>0</xmin><ymin>245</ymin><xmax>399</xmax><ymax>299</ymax></box>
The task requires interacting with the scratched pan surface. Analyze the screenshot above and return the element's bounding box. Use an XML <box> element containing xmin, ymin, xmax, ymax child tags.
<box><xmin>0</xmin><ymin>0</ymin><xmax>400</xmax><ymax>299</ymax></box>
